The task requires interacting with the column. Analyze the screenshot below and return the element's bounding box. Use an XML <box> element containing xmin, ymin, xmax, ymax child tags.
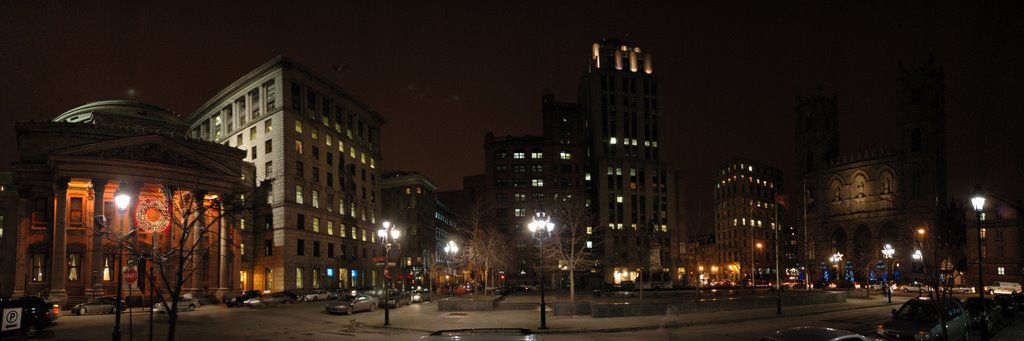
<box><xmin>87</xmin><ymin>179</ymin><xmax>107</xmax><ymax>299</ymax></box>
<box><xmin>215</xmin><ymin>200</ymin><xmax>231</xmax><ymax>300</ymax></box>
<box><xmin>187</xmin><ymin>189</ymin><xmax>208</xmax><ymax>295</ymax></box>
<box><xmin>49</xmin><ymin>178</ymin><xmax>70</xmax><ymax>306</ymax></box>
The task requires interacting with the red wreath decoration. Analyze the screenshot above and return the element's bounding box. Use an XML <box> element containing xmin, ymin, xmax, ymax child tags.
<box><xmin>135</xmin><ymin>197</ymin><xmax>171</xmax><ymax>233</ymax></box>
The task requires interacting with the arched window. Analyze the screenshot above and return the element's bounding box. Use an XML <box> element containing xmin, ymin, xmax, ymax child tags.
<box><xmin>494</xmin><ymin>149</ymin><xmax>508</xmax><ymax>159</ymax></box>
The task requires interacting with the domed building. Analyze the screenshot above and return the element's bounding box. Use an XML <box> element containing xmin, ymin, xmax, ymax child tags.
<box><xmin>3</xmin><ymin>100</ymin><xmax>254</xmax><ymax>307</ymax></box>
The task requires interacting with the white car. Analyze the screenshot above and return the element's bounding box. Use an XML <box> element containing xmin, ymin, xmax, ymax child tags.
<box><xmin>984</xmin><ymin>281</ymin><xmax>1022</xmax><ymax>295</ymax></box>
<box><xmin>303</xmin><ymin>289</ymin><xmax>331</xmax><ymax>301</ymax></box>
<box><xmin>152</xmin><ymin>297</ymin><xmax>200</xmax><ymax>312</ymax></box>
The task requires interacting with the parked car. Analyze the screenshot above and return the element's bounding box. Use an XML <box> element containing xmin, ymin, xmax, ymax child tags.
<box><xmin>993</xmin><ymin>294</ymin><xmax>1019</xmax><ymax>316</ymax></box>
<box><xmin>901</xmin><ymin>281</ymin><xmax>935</xmax><ymax>294</ymax></box>
<box><xmin>380</xmin><ymin>290</ymin><xmax>411</xmax><ymax>308</ymax></box>
<box><xmin>71</xmin><ymin>296</ymin><xmax>125</xmax><ymax>315</ymax></box>
<box><xmin>153</xmin><ymin>296</ymin><xmax>201</xmax><ymax>312</ymax></box>
<box><xmin>411</xmin><ymin>289</ymin><xmax>432</xmax><ymax>303</ymax></box>
<box><xmin>0</xmin><ymin>296</ymin><xmax>59</xmax><ymax>338</ymax></box>
<box><xmin>420</xmin><ymin>328</ymin><xmax>543</xmax><ymax>341</ymax></box>
<box><xmin>1012</xmin><ymin>292</ymin><xmax>1024</xmax><ymax>310</ymax></box>
<box><xmin>245</xmin><ymin>291</ymin><xmax>298</xmax><ymax>307</ymax></box>
<box><xmin>964</xmin><ymin>297</ymin><xmax>1003</xmax><ymax>332</ymax></box>
<box><xmin>303</xmin><ymin>289</ymin><xmax>331</xmax><ymax>302</ymax></box>
<box><xmin>877</xmin><ymin>297</ymin><xmax>970</xmax><ymax>341</ymax></box>
<box><xmin>226</xmin><ymin>290</ymin><xmax>262</xmax><ymax>308</ymax></box>
<box><xmin>952</xmin><ymin>286</ymin><xmax>976</xmax><ymax>294</ymax></box>
<box><xmin>325</xmin><ymin>294</ymin><xmax>378</xmax><ymax>315</ymax></box>
<box><xmin>984</xmin><ymin>281</ymin><xmax>1021</xmax><ymax>295</ymax></box>
<box><xmin>759</xmin><ymin>326</ymin><xmax>872</xmax><ymax>341</ymax></box>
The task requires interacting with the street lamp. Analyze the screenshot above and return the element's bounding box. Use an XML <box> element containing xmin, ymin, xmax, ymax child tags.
<box><xmin>755</xmin><ymin>242</ymin><xmax>763</xmax><ymax>285</ymax></box>
<box><xmin>527</xmin><ymin>211</ymin><xmax>555</xmax><ymax>330</ymax></box>
<box><xmin>829</xmin><ymin>252</ymin><xmax>843</xmax><ymax>287</ymax></box>
<box><xmin>111</xmin><ymin>187</ymin><xmax>133</xmax><ymax>341</ymax></box>
<box><xmin>882</xmin><ymin>244</ymin><xmax>895</xmax><ymax>303</ymax></box>
<box><xmin>912</xmin><ymin>249</ymin><xmax>923</xmax><ymax>297</ymax></box>
<box><xmin>443</xmin><ymin>240</ymin><xmax>458</xmax><ymax>296</ymax></box>
<box><xmin>377</xmin><ymin>221</ymin><xmax>400</xmax><ymax>326</ymax></box>
<box><xmin>971</xmin><ymin>185</ymin><xmax>988</xmax><ymax>341</ymax></box>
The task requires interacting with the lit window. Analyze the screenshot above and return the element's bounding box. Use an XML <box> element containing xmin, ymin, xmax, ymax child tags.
<box><xmin>586</xmin><ymin>227</ymin><xmax>592</xmax><ymax>235</ymax></box>
<box><xmin>998</xmin><ymin>267</ymin><xmax>1006</xmax><ymax>275</ymax></box>
<box><xmin>296</xmin><ymin>185</ymin><xmax>304</xmax><ymax>204</ymax></box>
<box><xmin>240</xmin><ymin>243</ymin><xmax>245</xmax><ymax>255</ymax></box>
<box><xmin>616</xmin><ymin>196</ymin><xmax>623</xmax><ymax>203</ymax></box>
<box><xmin>312</xmin><ymin>128</ymin><xmax>318</xmax><ymax>141</ymax></box>
<box><xmin>514</xmin><ymin>208</ymin><xmax>526</xmax><ymax>217</ymax></box>
<box><xmin>312</xmin><ymin>190</ymin><xmax>320</xmax><ymax>208</ymax></box>
<box><xmin>327</xmin><ymin>221</ymin><xmax>333</xmax><ymax>235</ymax></box>
<box><xmin>610</xmin><ymin>137</ymin><xmax>617</xmax><ymax>145</ymax></box>
<box><xmin>980</xmin><ymin>228</ymin><xmax>987</xmax><ymax>239</ymax></box>
<box><xmin>513</xmin><ymin>151</ymin><xmax>525</xmax><ymax>159</ymax></box>
<box><xmin>295</xmin><ymin>140</ymin><xmax>303</xmax><ymax>154</ymax></box>
<box><xmin>532</xmin><ymin>179</ymin><xmax>544</xmax><ymax>187</ymax></box>
<box><xmin>586</xmin><ymin>241</ymin><xmax>593</xmax><ymax>249</ymax></box>
<box><xmin>295</xmin><ymin>120</ymin><xmax>302</xmax><ymax>133</ymax></box>
<box><xmin>560</xmin><ymin>151</ymin><xmax>571</xmax><ymax>160</ymax></box>
<box><xmin>296</xmin><ymin>267</ymin><xmax>304</xmax><ymax>289</ymax></box>
<box><xmin>313</xmin><ymin>217</ymin><xmax>320</xmax><ymax>232</ymax></box>
<box><xmin>265</xmin><ymin>119</ymin><xmax>272</xmax><ymax>133</ymax></box>
<box><xmin>531</xmin><ymin>151</ymin><xmax>543</xmax><ymax>159</ymax></box>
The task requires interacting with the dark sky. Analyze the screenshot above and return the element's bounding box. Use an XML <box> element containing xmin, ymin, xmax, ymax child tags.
<box><xmin>2</xmin><ymin>1</ymin><xmax>1021</xmax><ymax>233</ymax></box>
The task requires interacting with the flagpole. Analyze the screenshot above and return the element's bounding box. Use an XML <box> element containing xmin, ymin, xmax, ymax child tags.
<box><xmin>774</xmin><ymin>190</ymin><xmax>782</xmax><ymax>314</ymax></box>
<box><xmin>803</xmin><ymin>179</ymin><xmax>809</xmax><ymax>292</ymax></box>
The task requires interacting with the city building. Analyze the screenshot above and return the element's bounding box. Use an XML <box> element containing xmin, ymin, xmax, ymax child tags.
<box><xmin>966</xmin><ymin>196</ymin><xmax>1023</xmax><ymax>287</ymax></box>
<box><xmin>380</xmin><ymin>171</ymin><xmax>460</xmax><ymax>292</ymax></box>
<box><xmin>797</xmin><ymin>58</ymin><xmax>954</xmax><ymax>286</ymax></box>
<box><xmin>709</xmin><ymin>159</ymin><xmax>783</xmax><ymax>286</ymax></box>
<box><xmin>4</xmin><ymin>101</ymin><xmax>252</xmax><ymax>307</ymax></box>
<box><xmin>187</xmin><ymin>56</ymin><xmax>386</xmax><ymax>293</ymax></box>
<box><xmin>579</xmin><ymin>39</ymin><xmax>679</xmax><ymax>286</ymax></box>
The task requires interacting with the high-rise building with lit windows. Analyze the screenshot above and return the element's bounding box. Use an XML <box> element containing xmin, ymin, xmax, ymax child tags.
<box><xmin>710</xmin><ymin>159</ymin><xmax>782</xmax><ymax>286</ymax></box>
<box><xmin>188</xmin><ymin>56</ymin><xmax>386</xmax><ymax>293</ymax></box>
<box><xmin>578</xmin><ymin>39</ymin><xmax>679</xmax><ymax>286</ymax></box>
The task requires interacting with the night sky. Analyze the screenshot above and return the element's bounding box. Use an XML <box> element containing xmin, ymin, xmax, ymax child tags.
<box><xmin>2</xmin><ymin>1</ymin><xmax>1021</xmax><ymax>234</ymax></box>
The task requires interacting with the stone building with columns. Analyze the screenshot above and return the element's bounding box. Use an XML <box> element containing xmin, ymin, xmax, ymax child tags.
<box><xmin>5</xmin><ymin>100</ymin><xmax>254</xmax><ymax>307</ymax></box>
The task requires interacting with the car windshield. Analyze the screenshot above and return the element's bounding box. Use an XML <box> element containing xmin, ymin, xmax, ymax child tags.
<box><xmin>894</xmin><ymin>302</ymin><xmax>940</xmax><ymax>322</ymax></box>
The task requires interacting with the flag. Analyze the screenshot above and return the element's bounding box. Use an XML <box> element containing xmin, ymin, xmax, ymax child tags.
<box><xmin>776</xmin><ymin>194</ymin><xmax>790</xmax><ymax>210</ymax></box>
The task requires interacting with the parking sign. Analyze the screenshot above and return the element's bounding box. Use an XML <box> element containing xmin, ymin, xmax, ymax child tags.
<box><xmin>1</xmin><ymin>308</ymin><xmax>20</xmax><ymax>332</ymax></box>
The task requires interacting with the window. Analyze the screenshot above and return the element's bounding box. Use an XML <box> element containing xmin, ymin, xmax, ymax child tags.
<box><xmin>495</xmin><ymin>150</ymin><xmax>508</xmax><ymax>159</ymax></box>
<box><xmin>361</xmin><ymin>229</ymin><xmax>367</xmax><ymax>241</ymax></box>
<box><xmin>265</xmin><ymin>119</ymin><xmax>273</xmax><ymax>133</ymax></box>
<box><xmin>236</xmin><ymin>134</ymin><xmax>243</xmax><ymax>147</ymax></box>
<box><xmin>312</xmin><ymin>190</ymin><xmax>320</xmax><ymax>208</ymax></box>
<box><xmin>312</xmin><ymin>128</ymin><xmax>319</xmax><ymax>141</ymax></box>
<box><xmin>531</xmin><ymin>164</ymin><xmax>543</xmax><ymax>173</ymax></box>
<box><xmin>69</xmin><ymin>197</ymin><xmax>83</xmax><ymax>226</ymax></box>
<box><xmin>340</xmin><ymin>224</ymin><xmax>346</xmax><ymax>238</ymax></box>
<box><xmin>560</xmin><ymin>151</ymin><xmax>572</xmax><ymax>160</ymax></box>
<box><xmin>266</xmin><ymin>183</ymin><xmax>274</xmax><ymax>204</ymax></box>
<box><xmin>296</xmin><ymin>185</ymin><xmax>304</xmax><ymax>204</ymax></box>
<box><xmin>297</xmin><ymin>239</ymin><xmax>305</xmax><ymax>256</ymax></box>
<box><xmin>496</xmin><ymin>193</ymin><xmax>508</xmax><ymax>202</ymax></box>
<box><xmin>313</xmin><ymin>241</ymin><xmax>321</xmax><ymax>257</ymax></box>
<box><xmin>351</xmin><ymin>226</ymin><xmax>357</xmax><ymax>240</ymax></box>
<box><xmin>297</xmin><ymin>214</ymin><xmax>305</xmax><ymax>230</ymax></box>
<box><xmin>512</xmin><ymin>165</ymin><xmax>526</xmax><ymax>174</ymax></box>
<box><xmin>265</xmin><ymin>139</ymin><xmax>273</xmax><ymax>154</ymax></box>
<box><xmin>296</xmin><ymin>161</ymin><xmax>304</xmax><ymax>178</ymax></box>
<box><xmin>265</xmin><ymin>81</ymin><xmax>276</xmax><ymax>110</ymax></box>
<box><xmin>513</xmin><ymin>151</ymin><xmax>525</xmax><ymax>159</ymax></box>
<box><xmin>313</xmin><ymin>217</ymin><xmax>320</xmax><ymax>232</ymax></box>
<box><xmin>295</xmin><ymin>119</ymin><xmax>303</xmax><ymax>133</ymax></box>
<box><xmin>264</xmin><ymin>240</ymin><xmax>273</xmax><ymax>256</ymax></box>
<box><xmin>265</xmin><ymin>161</ymin><xmax>273</xmax><ymax>178</ymax></box>
<box><xmin>31</xmin><ymin>254</ymin><xmax>45</xmax><ymax>282</ymax></box>
<box><xmin>296</xmin><ymin>267</ymin><xmax>304</xmax><ymax>289</ymax></box>
<box><xmin>531</xmin><ymin>151</ymin><xmax>543</xmax><ymax>159</ymax></box>
<box><xmin>514</xmin><ymin>193</ymin><xmax>526</xmax><ymax>201</ymax></box>
<box><xmin>514</xmin><ymin>208</ymin><xmax>526</xmax><ymax>217</ymax></box>
<box><xmin>312</xmin><ymin>268</ymin><xmax>320</xmax><ymax>288</ymax></box>
<box><xmin>265</xmin><ymin>267</ymin><xmax>274</xmax><ymax>291</ymax></box>
<box><xmin>327</xmin><ymin>220</ymin><xmax>333</xmax><ymax>235</ymax></box>
<box><xmin>980</xmin><ymin>228</ymin><xmax>987</xmax><ymax>239</ymax></box>
<box><xmin>532</xmin><ymin>178</ymin><xmax>544</xmax><ymax>187</ymax></box>
<box><xmin>328</xmin><ymin>243</ymin><xmax>335</xmax><ymax>258</ymax></box>
<box><xmin>998</xmin><ymin>267</ymin><xmax>1006</xmax><ymax>275</ymax></box>
<box><xmin>102</xmin><ymin>254</ymin><xmax>113</xmax><ymax>281</ymax></box>
<box><xmin>295</xmin><ymin>139</ymin><xmax>303</xmax><ymax>154</ymax></box>
<box><xmin>67</xmin><ymin>253</ymin><xmax>81</xmax><ymax>281</ymax></box>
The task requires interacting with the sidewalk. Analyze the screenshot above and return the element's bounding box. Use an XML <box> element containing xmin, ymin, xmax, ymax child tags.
<box><xmin>992</xmin><ymin>315</ymin><xmax>1024</xmax><ymax>341</ymax></box>
<box><xmin>363</xmin><ymin>294</ymin><xmax>897</xmax><ymax>334</ymax></box>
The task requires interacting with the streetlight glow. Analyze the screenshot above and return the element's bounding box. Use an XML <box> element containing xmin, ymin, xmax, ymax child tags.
<box><xmin>114</xmin><ymin>188</ymin><xmax>131</xmax><ymax>211</ymax></box>
<box><xmin>971</xmin><ymin>184</ymin><xmax>989</xmax><ymax>341</ymax></box>
<box><xmin>528</xmin><ymin>211</ymin><xmax>555</xmax><ymax>330</ymax></box>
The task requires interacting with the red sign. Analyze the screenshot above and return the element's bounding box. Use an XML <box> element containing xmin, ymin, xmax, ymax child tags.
<box><xmin>123</xmin><ymin>266</ymin><xmax>138</xmax><ymax>285</ymax></box>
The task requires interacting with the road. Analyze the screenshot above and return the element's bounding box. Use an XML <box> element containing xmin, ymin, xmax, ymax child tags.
<box><xmin>34</xmin><ymin>292</ymin><xmax>1022</xmax><ymax>341</ymax></box>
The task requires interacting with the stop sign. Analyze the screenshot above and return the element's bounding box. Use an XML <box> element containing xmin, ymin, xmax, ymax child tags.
<box><xmin>123</xmin><ymin>266</ymin><xmax>138</xmax><ymax>285</ymax></box>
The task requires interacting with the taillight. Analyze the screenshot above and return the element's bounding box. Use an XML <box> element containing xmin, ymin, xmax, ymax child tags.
<box><xmin>52</xmin><ymin>304</ymin><xmax>60</xmax><ymax>315</ymax></box>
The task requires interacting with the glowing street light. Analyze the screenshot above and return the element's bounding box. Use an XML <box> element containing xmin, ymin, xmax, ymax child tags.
<box><xmin>971</xmin><ymin>185</ymin><xmax>988</xmax><ymax>341</ymax></box>
<box><xmin>377</xmin><ymin>221</ymin><xmax>400</xmax><ymax>326</ymax></box>
<box><xmin>527</xmin><ymin>212</ymin><xmax>555</xmax><ymax>330</ymax></box>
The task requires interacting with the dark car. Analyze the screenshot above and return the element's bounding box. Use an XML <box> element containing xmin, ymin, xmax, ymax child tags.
<box><xmin>0</xmin><ymin>296</ymin><xmax>59</xmax><ymax>338</ymax></box>
<box><xmin>994</xmin><ymin>293</ymin><xmax>1020</xmax><ymax>316</ymax></box>
<box><xmin>877</xmin><ymin>297</ymin><xmax>970</xmax><ymax>341</ymax></box>
<box><xmin>964</xmin><ymin>297</ymin><xmax>1003</xmax><ymax>333</ymax></box>
<box><xmin>379</xmin><ymin>290</ymin><xmax>411</xmax><ymax>308</ymax></box>
<box><xmin>227</xmin><ymin>290</ymin><xmax>262</xmax><ymax>308</ymax></box>
<box><xmin>71</xmin><ymin>296</ymin><xmax>125</xmax><ymax>315</ymax></box>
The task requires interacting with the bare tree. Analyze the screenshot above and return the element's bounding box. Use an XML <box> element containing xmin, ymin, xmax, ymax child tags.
<box><xmin>456</xmin><ymin>197</ymin><xmax>510</xmax><ymax>294</ymax></box>
<box><xmin>549</xmin><ymin>196</ymin><xmax>598</xmax><ymax>303</ymax></box>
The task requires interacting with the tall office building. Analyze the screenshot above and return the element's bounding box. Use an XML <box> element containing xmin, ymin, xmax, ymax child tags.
<box><xmin>188</xmin><ymin>56</ymin><xmax>386</xmax><ymax>292</ymax></box>
<box><xmin>380</xmin><ymin>171</ymin><xmax>459</xmax><ymax>291</ymax></box>
<box><xmin>710</xmin><ymin>159</ymin><xmax>783</xmax><ymax>285</ymax></box>
<box><xmin>579</xmin><ymin>39</ymin><xmax>679</xmax><ymax>285</ymax></box>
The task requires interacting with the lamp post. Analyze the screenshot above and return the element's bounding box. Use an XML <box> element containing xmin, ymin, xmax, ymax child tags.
<box><xmin>882</xmin><ymin>244</ymin><xmax>895</xmax><ymax>303</ymax></box>
<box><xmin>443</xmin><ymin>240</ymin><xmax>458</xmax><ymax>296</ymax></box>
<box><xmin>112</xmin><ymin>188</ymin><xmax>133</xmax><ymax>341</ymax></box>
<box><xmin>971</xmin><ymin>185</ymin><xmax>988</xmax><ymax>341</ymax></box>
<box><xmin>912</xmin><ymin>249</ymin><xmax>924</xmax><ymax>297</ymax></box>
<box><xmin>377</xmin><ymin>221</ymin><xmax>400</xmax><ymax>326</ymax></box>
<box><xmin>829</xmin><ymin>252</ymin><xmax>843</xmax><ymax>287</ymax></box>
<box><xmin>755</xmin><ymin>242</ymin><xmax>763</xmax><ymax>285</ymax></box>
<box><xmin>528</xmin><ymin>212</ymin><xmax>555</xmax><ymax>330</ymax></box>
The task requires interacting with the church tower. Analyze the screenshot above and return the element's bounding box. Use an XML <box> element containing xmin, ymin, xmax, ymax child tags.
<box><xmin>795</xmin><ymin>92</ymin><xmax>840</xmax><ymax>176</ymax></box>
<box><xmin>896</xmin><ymin>57</ymin><xmax>947</xmax><ymax>206</ymax></box>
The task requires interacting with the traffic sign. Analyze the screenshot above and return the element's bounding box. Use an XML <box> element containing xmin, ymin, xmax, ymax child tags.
<box><xmin>2</xmin><ymin>308</ymin><xmax>21</xmax><ymax>332</ymax></box>
<box><xmin>123</xmin><ymin>266</ymin><xmax>139</xmax><ymax>290</ymax></box>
